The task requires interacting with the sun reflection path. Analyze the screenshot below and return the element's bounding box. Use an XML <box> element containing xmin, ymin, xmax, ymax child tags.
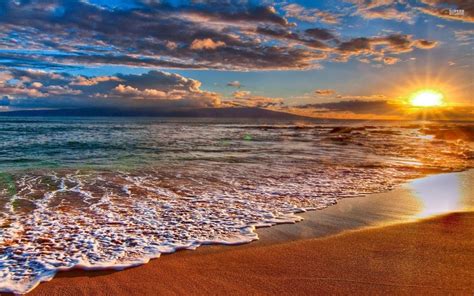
<box><xmin>409</xmin><ymin>173</ymin><xmax>466</xmax><ymax>218</ymax></box>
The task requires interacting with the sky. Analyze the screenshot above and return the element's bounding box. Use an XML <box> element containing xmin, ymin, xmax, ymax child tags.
<box><xmin>0</xmin><ymin>0</ymin><xmax>473</xmax><ymax>119</ymax></box>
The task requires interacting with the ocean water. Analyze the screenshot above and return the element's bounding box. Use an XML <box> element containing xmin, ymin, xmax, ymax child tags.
<box><xmin>0</xmin><ymin>117</ymin><xmax>472</xmax><ymax>294</ymax></box>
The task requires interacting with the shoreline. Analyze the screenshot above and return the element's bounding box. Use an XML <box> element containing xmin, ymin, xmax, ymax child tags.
<box><xmin>29</xmin><ymin>211</ymin><xmax>474</xmax><ymax>295</ymax></box>
<box><xmin>5</xmin><ymin>169</ymin><xmax>474</xmax><ymax>295</ymax></box>
<box><xmin>253</xmin><ymin>169</ymin><xmax>473</xmax><ymax>245</ymax></box>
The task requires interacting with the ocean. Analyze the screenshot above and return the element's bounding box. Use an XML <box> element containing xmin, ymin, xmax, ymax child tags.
<box><xmin>0</xmin><ymin>117</ymin><xmax>472</xmax><ymax>294</ymax></box>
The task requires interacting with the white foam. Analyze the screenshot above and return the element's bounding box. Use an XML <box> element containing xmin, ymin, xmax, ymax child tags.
<box><xmin>0</xmin><ymin>165</ymin><xmax>403</xmax><ymax>294</ymax></box>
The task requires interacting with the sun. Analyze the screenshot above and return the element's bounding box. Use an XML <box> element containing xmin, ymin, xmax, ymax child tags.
<box><xmin>410</xmin><ymin>89</ymin><xmax>445</xmax><ymax>107</ymax></box>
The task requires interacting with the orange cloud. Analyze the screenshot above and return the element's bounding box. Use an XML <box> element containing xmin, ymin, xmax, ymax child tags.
<box><xmin>190</xmin><ymin>38</ymin><xmax>226</xmax><ymax>50</ymax></box>
<box><xmin>314</xmin><ymin>89</ymin><xmax>336</xmax><ymax>96</ymax></box>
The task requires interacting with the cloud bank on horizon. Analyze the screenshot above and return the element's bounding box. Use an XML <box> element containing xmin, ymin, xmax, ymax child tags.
<box><xmin>0</xmin><ymin>0</ymin><xmax>473</xmax><ymax>119</ymax></box>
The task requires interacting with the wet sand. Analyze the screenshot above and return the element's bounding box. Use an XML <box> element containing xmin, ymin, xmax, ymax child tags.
<box><xmin>26</xmin><ymin>212</ymin><xmax>474</xmax><ymax>295</ymax></box>
<box><xmin>24</xmin><ymin>170</ymin><xmax>474</xmax><ymax>295</ymax></box>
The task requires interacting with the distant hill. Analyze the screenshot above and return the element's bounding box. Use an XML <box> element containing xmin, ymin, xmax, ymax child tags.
<box><xmin>0</xmin><ymin>107</ymin><xmax>309</xmax><ymax>119</ymax></box>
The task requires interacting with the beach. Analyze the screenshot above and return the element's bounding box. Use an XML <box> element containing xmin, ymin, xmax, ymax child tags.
<box><xmin>1</xmin><ymin>1</ymin><xmax>473</xmax><ymax>294</ymax></box>
<box><xmin>23</xmin><ymin>170</ymin><xmax>474</xmax><ymax>295</ymax></box>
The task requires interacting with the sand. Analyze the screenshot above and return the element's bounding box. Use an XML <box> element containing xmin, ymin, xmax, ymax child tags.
<box><xmin>17</xmin><ymin>170</ymin><xmax>474</xmax><ymax>295</ymax></box>
<box><xmin>25</xmin><ymin>212</ymin><xmax>474</xmax><ymax>295</ymax></box>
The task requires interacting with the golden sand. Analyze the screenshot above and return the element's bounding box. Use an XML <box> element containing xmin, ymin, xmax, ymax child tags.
<box><xmin>26</xmin><ymin>212</ymin><xmax>474</xmax><ymax>295</ymax></box>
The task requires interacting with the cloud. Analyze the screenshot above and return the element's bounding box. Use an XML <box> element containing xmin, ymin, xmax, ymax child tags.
<box><xmin>70</xmin><ymin>76</ymin><xmax>123</xmax><ymax>86</ymax></box>
<box><xmin>372</xmin><ymin>56</ymin><xmax>400</xmax><ymax>64</ymax></box>
<box><xmin>283</xmin><ymin>99</ymin><xmax>404</xmax><ymax>120</ymax></box>
<box><xmin>0</xmin><ymin>1</ymin><xmax>441</xmax><ymax>71</ymax></box>
<box><xmin>305</xmin><ymin>28</ymin><xmax>338</xmax><ymax>41</ymax></box>
<box><xmin>226</xmin><ymin>90</ymin><xmax>284</xmax><ymax>108</ymax></box>
<box><xmin>337</xmin><ymin>34</ymin><xmax>438</xmax><ymax>63</ymax></box>
<box><xmin>178</xmin><ymin>3</ymin><xmax>290</xmax><ymax>26</ymax></box>
<box><xmin>346</xmin><ymin>0</ymin><xmax>415</xmax><ymax>22</ymax></box>
<box><xmin>299</xmin><ymin>100</ymin><xmax>397</xmax><ymax>114</ymax></box>
<box><xmin>233</xmin><ymin>90</ymin><xmax>251</xmax><ymax>97</ymax></box>
<box><xmin>299</xmin><ymin>88</ymin><xmax>387</xmax><ymax>102</ymax></box>
<box><xmin>414</xmin><ymin>39</ymin><xmax>438</xmax><ymax>48</ymax></box>
<box><xmin>112</xmin><ymin>84</ymin><xmax>167</xmax><ymax>99</ymax></box>
<box><xmin>0</xmin><ymin>69</ymin><xmax>221</xmax><ymax>109</ymax></box>
<box><xmin>418</xmin><ymin>0</ymin><xmax>474</xmax><ymax>22</ymax></box>
<box><xmin>357</xmin><ymin>7</ymin><xmax>415</xmax><ymax>22</ymax></box>
<box><xmin>190</xmin><ymin>38</ymin><xmax>226</xmax><ymax>50</ymax></box>
<box><xmin>282</xmin><ymin>4</ymin><xmax>340</xmax><ymax>24</ymax></box>
<box><xmin>346</xmin><ymin>0</ymin><xmax>473</xmax><ymax>23</ymax></box>
<box><xmin>348</xmin><ymin>0</ymin><xmax>397</xmax><ymax>10</ymax></box>
<box><xmin>336</xmin><ymin>94</ymin><xmax>387</xmax><ymax>100</ymax></box>
<box><xmin>93</xmin><ymin>71</ymin><xmax>222</xmax><ymax>105</ymax></box>
<box><xmin>0</xmin><ymin>69</ymin><xmax>70</xmax><ymax>98</ymax></box>
<box><xmin>0</xmin><ymin>0</ymin><xmax>442</xmax><ymax>71</ymax></box>
<box><xmin>454</xmin><ymin>29</ymin><xmax>474</xmax><ymax>43</ymax></box>
<box><xmin>0</xmin><ymin>69</ymin><xmax>289</xmax><ymax>110</ymax></box>
<box><xmin>292</xmin><ymin>99</ymin><xmax>474</xmax><ymax>120</ymax></box>
<box><xmin>383</xmin><ymin>56</ymin><xmax>400</xmax><ymax>64</ymax></box>
<box><xmin>227</xmin><ymin>80</ymin><xmax>242</xmax><ymax>87</ymax></box>
<box><xmin>0</xmin><ymin>0</ymin><xmax>322</xmax><ymax>71</ymax></box>
<box><xmin>255</xmin><ymin>26</ymin><xmax>330</xmax><ymax>49</ymax></box>
<box><xmin>0</xmin><ymin>96</ymin><xmax>10</xmax><ymax>106</ymax></box>
<box><xmin>314</xmin><ymin>89</ymin><xmax>336</xmax><ymax>96</ymax></box>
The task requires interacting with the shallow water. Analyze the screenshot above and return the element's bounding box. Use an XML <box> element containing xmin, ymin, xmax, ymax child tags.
<box><xmin>0</xmin><ymin>117</ymin><xmax>472</xmax><ymax>294</ymax></box>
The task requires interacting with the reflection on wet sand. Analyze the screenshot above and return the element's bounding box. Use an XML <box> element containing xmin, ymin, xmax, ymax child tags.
<box><xmin>256</xmin><ymin>170</ymin><xmax>473</xmax><ymax>244</ymax></box>
<box><xmin>410</xmin><ymin>171</ymin><xmax>473</xmax><ymax>218</ymax></box>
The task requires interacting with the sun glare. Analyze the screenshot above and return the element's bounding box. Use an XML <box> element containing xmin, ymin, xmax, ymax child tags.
<box><xmin>410</xmin><ymin>89</ymin><xmax>444</xmax><ymax>107</ymax></box>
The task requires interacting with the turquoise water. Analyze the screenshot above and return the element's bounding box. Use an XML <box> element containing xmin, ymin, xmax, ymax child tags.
<box><xmin>0</xmin><ymin>117</ymin><xmax>472</xmax><ymax>294</ymax></box>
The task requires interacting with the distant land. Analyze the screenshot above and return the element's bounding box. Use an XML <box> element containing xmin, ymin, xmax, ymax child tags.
<box><xmin>0</xmin><ymin>107</ymin><xmax>309</xmax><ymax>119</ymax></box>
<box><xmin>1</xmin><ymin>106</ymin><xmax>471</xmax><ymax>121</ymax></box>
